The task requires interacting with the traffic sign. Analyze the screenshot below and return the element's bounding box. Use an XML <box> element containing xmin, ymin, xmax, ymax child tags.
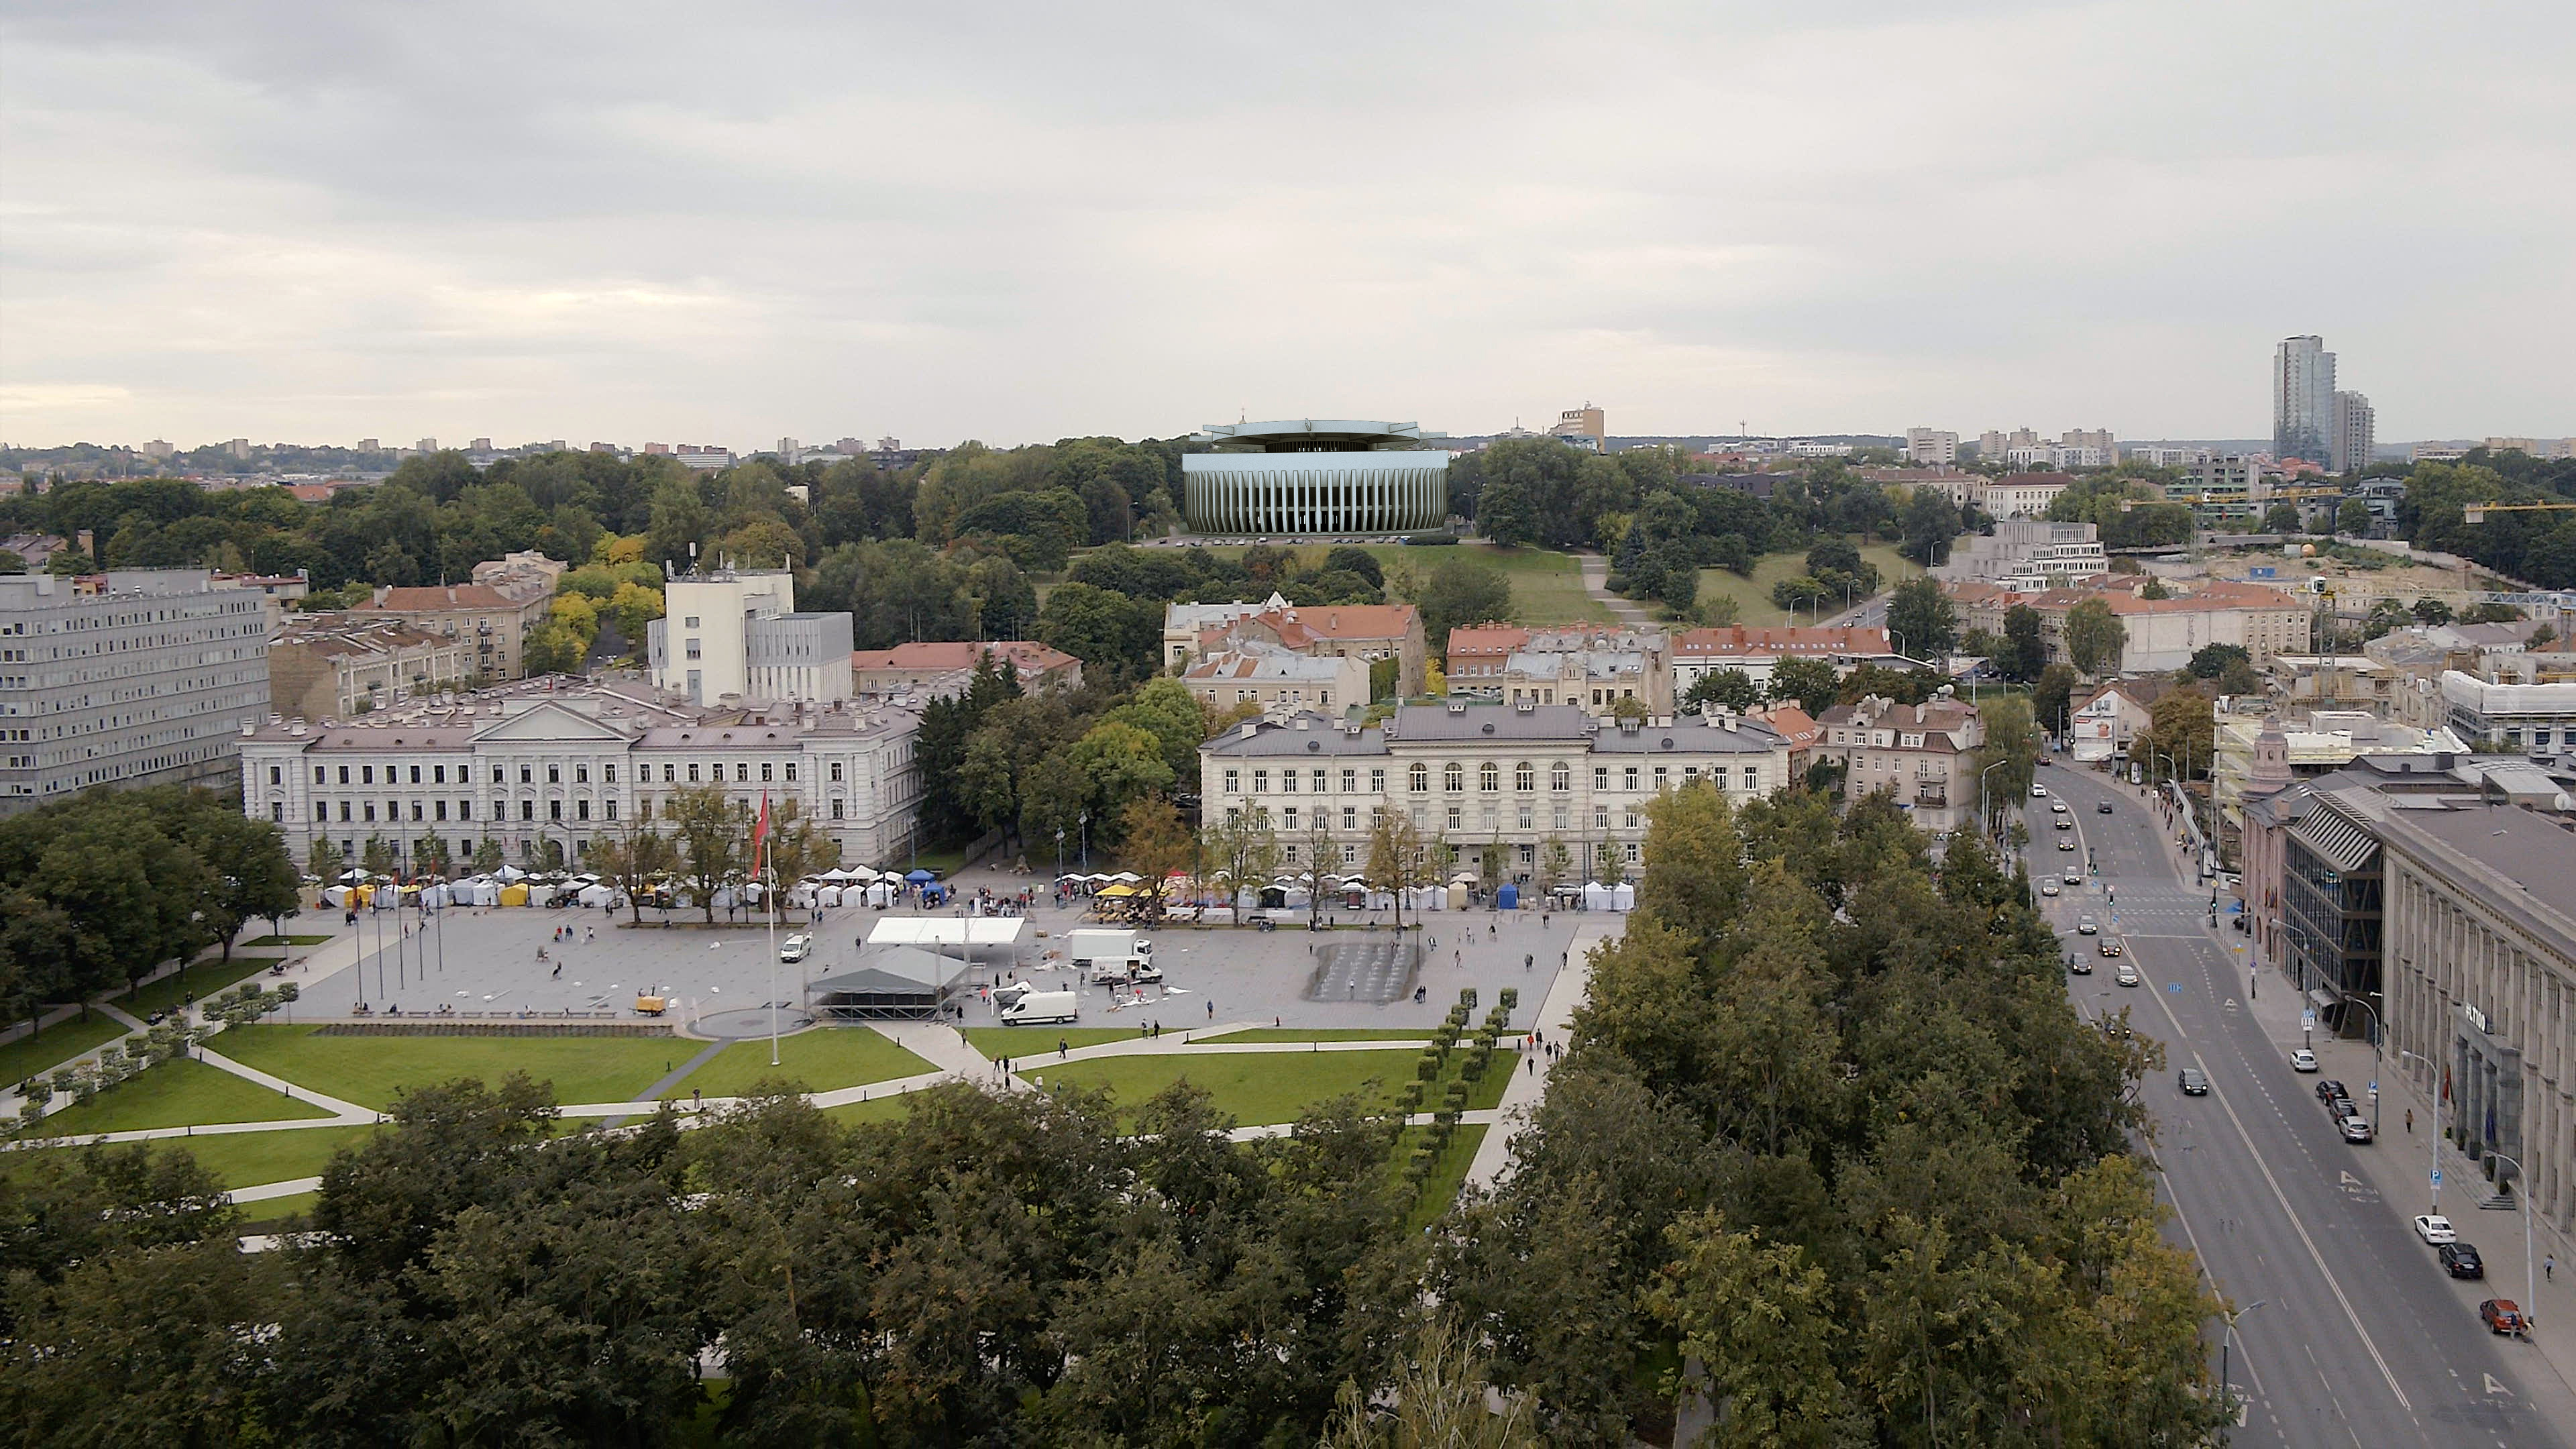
<box><xmin>2432</xmin><ymin>1168</ymin><xmax>2443</xmax><ymax>1187</ymax></box>
<box><xmin>2301</xmin><ymin>1010</ymin><xmax>2316</xmax><ymax>1026</ymax></box>
<box><xmin>2168</xmin><ymin>982</ymin><xmax>2183</xmax><ymax>993</ymax></box>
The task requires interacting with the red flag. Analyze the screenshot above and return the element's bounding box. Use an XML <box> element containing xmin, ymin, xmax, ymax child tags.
<box><xmin>751</xmin><ymin>792</ymin><xmax>772</xmax><ymax>878</ymax></box>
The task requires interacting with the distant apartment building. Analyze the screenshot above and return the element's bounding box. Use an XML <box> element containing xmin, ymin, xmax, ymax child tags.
<box><xmin>1946</xmin><ymin>578</ymin><xmax>2310</xmax><ymax>672</ymax></box>
<box><xmin>268</xmin><ymin>615</ymin><xmax>474</xmax><ymax>722</ymax></box>
<box><xmin>1813</xmin><ymin>692</ymin><xmax>1986</xmax><ymax>833</ymax></box>
<box><xmin>1670</xmin><ymin>625</ymin><xmax>1908</xmax><ymax>694</ymax></box>
<box><xmin>1904</xmin><ymin>429</ymin><xmax>1960</xmax><ymax>466</ymax></box>
<box><xmin>1860</xmin><ymin>467</ymin><xmax>1980</xmax><ymax>508</ymax></box>
<box><xmin>2274</xmin><ymin>334</ymin><xmax>2336</xmax><ymax>465</ymax></box>
<box><xmin>2064</xmin><ymin>678</ymin><xmax>2165</xmax><ymax>761</ymax></box>
<box><xmin>1169</xmin><ymin>599</ymin><xmax>1427</xmax><ymax>698</ymax></box>
<box><xmin>208</xmin><ymin>571</ymin><xmax>311</xmax><ymax>636</ymax></box>
<box><xmin>347</xmin><ymin>555</ymin><xmax>559</xmax><ymax>681</ymax></box>
<box><xmin>849</xmin><ymin>639</ymin><xmax>1083</xmax><ymax>698</ymax></box>
<box><xmin>675</xmin><ymin>445</ymin><xmax>735</xmax><ymax>472</ymax></box>
<box><xmin>2330</xmin><ymin>391</ymin><xmax>2375</xmax><ymax>475</ymax></box>
<box><xmin>1982</xmin><ymin>472</ymin><xmax>2076</xmax><ymax>519</ymax></box>
<box><xmin>0</xmin><ymin>570</ymin><xmax>270</xmax><ymax>813</ymax></box>
<box><xmin>2437</xmin><ymin>670</ymin><xmax>2576</xmax><ymax>752</ymax></box>
<box><xmin>1933</xmin><ymin>519</ymin><xmax>2108</xmax><ymax>589</ymax></box>
<box><xmin>649</xmin><ymin>570</ymin><xmax>853</xmax><ymax>706</ymax></box>
<box><xmin>1548</xmin><ymin>405</ymin><xmax>1607</xmax><ymax>452</ymax></box>
<box><xmin>1182</xmin><ymin>644</ymin><xmax>1371</xmax><ymax>716</ymax></box>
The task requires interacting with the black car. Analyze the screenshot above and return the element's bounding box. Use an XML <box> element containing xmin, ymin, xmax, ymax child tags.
<box><xmin>2178</xmin><ymin>1067</ymin><xmax>2208</xmax><ymax>1095</ymax></box>
<box><xmin>2439</xmin><ymin>1242</ymin><xmax>2485</xmax><ymax>1279</ymax></box>
<box><xmin>2316</xmin><ymin>1079</ymin><xmax>2348</xmax><ymax>1104</ymax></box>
<box><xmin>2096</xmin><ymin>801</ymin><xmax>2113</xmax><ymax>814</ymax></box>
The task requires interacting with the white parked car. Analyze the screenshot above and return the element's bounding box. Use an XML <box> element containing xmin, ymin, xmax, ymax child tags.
<box><xmin>2414</xmin><ymin>1214</ymin><xmax>2458</xmax><ymax>1245</ymax></box>
<box><xmin>779</xmin><ymin>934</ymin><xmax>811</xmax><ymax>963</ymax></box>
<box><xmin>2290</xmin><ymin>1049</ymin><xmax>2318</xmax><ymax>1073</ymax></box>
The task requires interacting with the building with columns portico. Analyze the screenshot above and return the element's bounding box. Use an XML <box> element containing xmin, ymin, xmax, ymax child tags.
<box><xmin>235</xmin><ymin>678</ymin><xmax>922</xmax><ymax>870</ymax></box>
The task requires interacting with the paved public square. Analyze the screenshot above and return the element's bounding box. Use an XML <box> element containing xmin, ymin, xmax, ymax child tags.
<box><xmin>300</xmin><ymin>878</ymin><xmax>1591</xmax><ymax>1036</ymax></box>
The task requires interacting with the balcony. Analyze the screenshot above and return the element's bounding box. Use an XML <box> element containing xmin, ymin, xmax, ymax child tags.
<box><xmin>1913</xmin><ymin>788</ymin><xmax>1949</xmax><ymax>808</ymax></box>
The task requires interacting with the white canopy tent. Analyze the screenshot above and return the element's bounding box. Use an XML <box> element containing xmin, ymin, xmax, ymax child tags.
<box><xmin>865</xmin><ymin>916</ymin><xmax>1029</xmax><ymax>975</ymax></box>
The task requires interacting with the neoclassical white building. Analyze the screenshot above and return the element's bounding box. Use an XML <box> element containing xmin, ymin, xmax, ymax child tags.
<box><xmin>235</xmin><ymin>678</ymin><xmax>922</xmax><ymax>869</ymax></box>
<box><xmin>1183</xmin><ymin>419</ymin><xmax>1451</xmax><ymax>534</ymax></box>
<box><xmin>1198</xmin><ymin>700</ymin><xmax>1795</xmax><ymax>882</ymax></box>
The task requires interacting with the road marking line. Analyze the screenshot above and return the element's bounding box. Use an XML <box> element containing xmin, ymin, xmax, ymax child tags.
<box><xmin>2141</xmin><ymin>957</ymin><xmax>2414</xmax><ymax>1414</ymax></box>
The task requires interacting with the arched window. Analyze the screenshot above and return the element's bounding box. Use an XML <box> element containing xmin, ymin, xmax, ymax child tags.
<box><xmin>1550</xmin><ymin>761</ymin><xmax>1571</xmax><ymax>792</ymax></box>
<box><xmin>1444</xmin><ymin>763</ymin><xmax>1464</xmax><ymax>793</ymax></box>
<box><xmin>1514</xmin><ymin>761</ymin><xmax>1535</xmax><ymax>792</ymax></box>
<box><xmin>1409</xmin><ymin>763</ymin><xmax>1430</xmax><ymax>793</ymax></box>
<box><xmin>1479</xmin><ymin>762</ymin><xmax>1500</xmax><ymax>793</ymax></box>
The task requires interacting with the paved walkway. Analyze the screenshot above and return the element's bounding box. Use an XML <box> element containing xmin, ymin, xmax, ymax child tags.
<box><xmin>1574</xmin><ymin>552</ymin><xmax>1658</xmax><ymax>627</ymax></box>
<box><xmin>1463</xmin><ymin>922</ymin><xmax>1607</xmax><ymax>1188</ymax></box>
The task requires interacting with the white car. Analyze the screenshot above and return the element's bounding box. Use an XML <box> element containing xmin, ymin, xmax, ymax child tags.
<box><xmin>2115</xmin><ymin>965</ymin><xmax>2141</xmax><ymax>987</ymax></box>
<box><xmin>2051</xmin><ymin>801</ymin><xmax>2069</xmax><ymax>814</ymax></box>
<box><xmin>778</xmin><ymin>934</ymin><xmax>811</xmax><ymax>963</ymax></box>
<box><xmin>2031</xmin><ymin>784</ymin><xmax>2049</xmax><ymax>798</ymax></box>
<box><xmin>2414</xmin><ymin>1214</ymin><xmax>2458</xmax><ymax>1245</ymax></box>
<box><xmin>2290</xmin><ymin>1049</ymin><xmax>2318</xmax><ymax>1072</ymax></box>
<box><xmin>2077</xmin><ymin>916</ymin><xmax>2098</xmax><ymax>934</ymax></box>
<box><xmin>2040</xmin><ymin>881</ymin><xmax>2060</xmax><ymax>897</ymax></box>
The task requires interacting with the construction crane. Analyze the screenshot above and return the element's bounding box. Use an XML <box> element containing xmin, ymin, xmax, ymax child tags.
<box><xmin>2462</xmin><ymin>500</ymin><xmax>2576</xmax><ymax>523</ymax></box>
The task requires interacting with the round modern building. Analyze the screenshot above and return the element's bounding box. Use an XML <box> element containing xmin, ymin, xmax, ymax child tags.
<box><xmin>1182</xmin><ymin>419</ymin><xmax>1451</xmax><ymax>535</ymax></box>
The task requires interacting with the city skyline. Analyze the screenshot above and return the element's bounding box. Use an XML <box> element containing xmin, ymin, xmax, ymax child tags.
<box><xmin>3</xmin><ymin>4</ymin><xmax>2571</xmax><ymax>449</ymax></box>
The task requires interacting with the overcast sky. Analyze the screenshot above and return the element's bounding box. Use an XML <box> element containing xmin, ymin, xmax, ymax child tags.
<box><xmin>3</xmin><ymin>1</ymin><xmax>2570</xmax><ymax>451</ymax></box>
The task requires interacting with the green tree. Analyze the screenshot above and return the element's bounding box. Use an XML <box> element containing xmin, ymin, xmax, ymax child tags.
<box><xmin>2186</xmin><ymin>642</ymin><xmax>2249</xmax><ymax>679</ymax></box>
<box><xmin>665</xmin><ymin>783</ymin><xmax>741</xmax><ymax>922</ymax></box>
<box><xmin>1765</xmin><ymin>656</ymin><xmax>1840</xmax><ymax>714</ymax></box>
<box><xmin>1475</xmin><ymin>476</ymin><xmax>1538</xmax><ymax>548</ymax></box>
<box><xmin>307</xmin><ymin>835</ymin><xmax>345</xmax><ymax>881</ymax></box>
<box><xmin>1410</xmin><ymin>556</ymin><xmax>1513</xmax><ymax>653</ymax></box>
<box><xmin>2138</xmin><ymin>575</ymin><xmax>2170</xmax><ymax>599</ymax></box>
<box><xmin>1364</xmin><ymin>810</ymin><xmax>1430</xmax><ymax>932</ymax></box>
<box><xmin>2263</xmin><ymin>500</ymin><xmax>2303</xmax><ymax>533</ymax></box>
<box><xmin>2000</xmin><ymin>604</ymin><xmax>2048</xmax><ymax>682</ymax></box>
<box><xmin>1897</xmin><ymin>488</ymin><xmax>1962</xmax><ymax>565</ymax></box>
<box><xmin>1682</xmin><ymin>667</ymin><xmax>1760</xmax><ymax>714</ymax></box>
<box><xmin>1649</xmin><ymin>1215</ymin><xmax>1847</xmax><ymax>1446</ymax></box>
<box><xmin>1883</xmin><ymin>576</ymin><xmax>1957</xmax><ymax>659</ymax></box>
<box><xmin>2141</xmin><ymin>690</ymin><xmax>2216</xmax><ymax>781</ymax></box>
<box><xmin>1978</xmin><ymin>696</ymin><xmax>2041</xmax><ymax>833</ymax></box>
<box><xmin>472</xmin><ymin>836</ymin><xmax>506</xmax><ymax>873</ymax></box>
<box><xmin>2337</xmin><ymin>496</ymin><xmax>2372</xmax><ymax>536</ymax></box>
<box><xmin>2031</xmin><ymin>661</ymin><xmax>2080</xmax><ymax>740</ymax></box>
<box><xmin>2062</xmin><ymin>597</ymin><xmax>2127</xmax><ymax>675</ymax></box>
<box><xmin>1208</xmin><ymin>806</ymin><xmax>1283</xmax><ymax>916</ymax></box>
<box><xmin>1036</xmin><ymin>582</ymin><xmax>1161</xmax><ymax>685</ymax></box>
<box><xmin>1118</xmin><ymin>796</ymin><xmax>1197</xmax><ymax>918</ymax></box>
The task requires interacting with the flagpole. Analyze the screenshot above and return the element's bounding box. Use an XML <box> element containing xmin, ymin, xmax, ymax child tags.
<box><xmin>759</xmin><ymin>792</ymin><xmax>780</xmax><ymax>1067</ymax></box>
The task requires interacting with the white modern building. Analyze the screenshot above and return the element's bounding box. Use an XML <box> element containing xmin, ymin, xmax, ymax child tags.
<box><xmin>2331</xmin><ymin>390</ymin><xmax>2375</xmax><ymax>476</ymax></box>
<box><xmin>0</xmin><ymin>570</ymin><xmax>270</xmax><ymax>814</ymax></box>
<box><xmin>648</xmin><ymin>570</ymin><xmax>852</xmax><ymax>706</ymax></box>
<box><xmin>2438</xmin><ymin>670</ymin><xmax>2576</xmax><ymax>752</ymax></box>
<box><xmin>1182</xmin><ymin>420</ymin><xmax>1450</xmax><ymax>534</ymax></box>
<box><xmin>236</xmin><ymin>679</ymin><xmax>920</xmax><ymax>869</ymax></box>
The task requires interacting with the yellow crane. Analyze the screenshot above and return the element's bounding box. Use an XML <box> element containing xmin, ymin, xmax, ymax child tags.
<box><xmin>2462</xmin><ymin>500</ymin><xmax>2576</xmax><ymax>523</ymax></box>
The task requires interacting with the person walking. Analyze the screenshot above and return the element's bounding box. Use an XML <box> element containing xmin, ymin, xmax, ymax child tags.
<box><xmin>1206</xmin><ymin>1000</ymin><xmax>1214</xmax><ymax>1020</ymax></box>
<box><xmin>2544</xmin><ymin>1254</ymin><xmax>2554</xmax><ymax>1282</ymax></box>
<box><xmin>2406</xmin><ymin>1108</ymin><xmax>2414</xmax><ymax>1134</ymax></box>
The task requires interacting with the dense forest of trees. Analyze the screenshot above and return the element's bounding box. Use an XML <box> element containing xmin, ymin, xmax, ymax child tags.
<box><xmin>2394</xmin><ymin>450</ymin><xmax>2576</xmax><ymax>588</ymax></box>
<box><xmin>0</xmin><ymin>778</ymin><xmax>2224</xmax><ymax>1445</ymax></box>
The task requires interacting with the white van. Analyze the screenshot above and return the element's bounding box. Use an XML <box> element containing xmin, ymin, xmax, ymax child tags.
<box><xmin>1001</xmin><ymin>989</ymin><xmax>1080</xmax><ymax>1026</ymax></box>
<box><xmin>778</xmin><ymin>934</ymin><xmax>811</xmax><ymax>963</ymax></box>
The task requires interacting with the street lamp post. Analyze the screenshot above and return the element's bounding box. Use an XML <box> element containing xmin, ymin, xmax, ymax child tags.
<box><xmin>2341</xmin><ymin>994</ymin><xmax>2387</xmax><ymax>1134</ymax></box>
<box><xmin>2487</xmin><ymin>1152</ymin><xmax>2538</xmax><ymax>1330</ymax></box>
<box><xmin>1979</xmin><ymin>757</ymin><xmax>2009</xmax><ymax>843</ymax></box>
<box><xmin>2218</xmin><ymin>1299</ymin><xmax>2265</xmax><ymax>1443</ymax></box>
<box><xmin>1078</xmin><ymin>811</ymin><xmax>1089</xmax><ymax>875</ymax></box>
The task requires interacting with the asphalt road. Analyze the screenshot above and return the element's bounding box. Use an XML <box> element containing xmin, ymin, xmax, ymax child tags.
<box><xmin>2021</xmin><ymin>763</ymin><xmax>2573</xmax><ymax>1449</ymax></box>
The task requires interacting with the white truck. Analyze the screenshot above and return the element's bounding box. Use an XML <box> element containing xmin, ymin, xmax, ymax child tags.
<box><xmin>1067</xmin><ymin>928</ymin><xmax>1159</xmax><ymax>984</ymax></box>
<box><xmin>1000</xmin><ymin>989</ymin><xmax>1080</xmax><ymax>1026</ymax></box>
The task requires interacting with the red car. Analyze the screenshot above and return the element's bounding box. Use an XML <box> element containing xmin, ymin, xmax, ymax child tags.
<box><xmin>2479</xmin><ymin>1299</ymin><xmax>2527</xmax><ymax>1335</ymax></box>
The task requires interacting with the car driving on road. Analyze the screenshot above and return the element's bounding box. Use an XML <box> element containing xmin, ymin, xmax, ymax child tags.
<box><xmin>2178</xmin><ymin>1067</ymin><xmax>2208</xmax><ymax>1095</ymax></box>
<box><xmin>2098</xmin><ymin>938</ymin><xmax>2123</xmax><ymax>957</ymax></box>
<box><xmin>2039</xmin><ymin>880</ymin><xmax>2059</xmax><ymax>896</ymax></box>
<box><xmin>2414</xmin><ymin>1214</ymin><xmax>2457</xmax><ymax>1245</ymax></box>
<box><xmin>2115</xmin><ymin>964</ymin><xmax>2141</xmax><ymax>987</ymax></box>
<box><xmin>2096</xmin><ymin>800</ymin><xmax>2113</xmax><ymax>813</ymax></box>
<box><xmin>2051</xmin><ymin>801</ymin><xmax>2069</xmax><ymax>813</ymax></box>
<box><xmin>2058</xmin><ymin>838</ymin><xmax>2078</xmax><ymax>851</ymax></box>
<box><xmin>2031</xmin><ymin>784</ymin><xmax>2048</xmax><ymax>798</ymax></box>
<box><xmin>2076</xmin><ymin>916</ymin><xmax>2098</xmax><ymax>934</ymax></box>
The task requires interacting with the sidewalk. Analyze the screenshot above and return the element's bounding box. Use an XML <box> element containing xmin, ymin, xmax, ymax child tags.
<box><xmin>1462</xmin><ymin>921</ymin><xmax>1609</xmax><ymax>1187</ymax></box>
<box><xmin>1572</xmin><ymin>553</ymin><xmax>1658</xmax><ymax>627</ymax></box>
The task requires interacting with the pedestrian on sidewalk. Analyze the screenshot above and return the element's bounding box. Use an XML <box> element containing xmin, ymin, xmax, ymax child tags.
<box><xmin>2406</xmin><ymin>1108</ymin><xmax>2414</xmax><ymax>1133</ymax></box>
<box><xmin>2548</xmin><ymin>1254</ymin><xmax>2556</xmax><ymax>1283</ymax></box>
<box><xmin>1057</xmin><ymin>1038</ymin><xmax>1068</xmax><ymax>1059</ymax></box>
<box><xmin>1206</xmin><ymin>1000</ymin><xmax>1214</xmax><ymax>1020</ymax></box>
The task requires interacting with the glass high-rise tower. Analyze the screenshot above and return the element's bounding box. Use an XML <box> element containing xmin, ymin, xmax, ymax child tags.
<box><xmin>2274</xmin><ymin>335</ymin><xmax>2336</xmax><ymax>465</ymax></box>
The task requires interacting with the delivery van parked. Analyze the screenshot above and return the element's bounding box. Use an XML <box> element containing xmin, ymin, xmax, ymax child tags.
<box><xmin>1001</xmin><ymin>989</ymin><xmax>1080</xmax><ymax>1026</ymax></box>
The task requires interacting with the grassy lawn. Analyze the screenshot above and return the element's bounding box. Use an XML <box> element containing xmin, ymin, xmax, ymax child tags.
<box><xmin>961</xmin><ymin>1026</ymin><xmax>1155</xmax><ymax>1057</ymax></box>
<box><xmin>27</xmin><ymin>1059</ymin><xmax>335</xmax><ymax>1135</ymax></box>
<box><xmin>1172</xmin><ymin>541</ymin><xmax>1611</xmax><ymax>627</ymax></box>
<box><xmin>241</xmin><ymin>934</ymin><xmax>335</xmax><ymax>947</ymax></box>
<box><xmin>1193</xmin><ymin>1028</ymin><xmax>1438</xmax><ymax>1044</ymax></box>
<box><xmin>121</xmin><ymin>956</ymin><xmax>282</xmax><ymax>1018</ymax></box>
<box><xmin>0</xmin><ymin>1013</ymin><xmax>127</xmax><ymax>1087</ymax></box>
<box><xmin>215</xmin><ymin>1025</ymin><xmax>686</xmax><ymax>1110</ymax></box>
<box><xmin>1399</xmin><ymin>1123</ymin><xmax>1488</xmax><ymax>1232</ymax></box>
<box><xmin>1697</xmin><ymin>541</ymin><xmax>1911</xmax><ymax>629</ymax></box>
<box><xmin>1</xmin><ymin>1122</ymin><xmax>375</xmax><ymax>1189</ymax></box>
<box><xmin>237</xmin><ymin>1190</ymin><xmax>319</xmax><ymax>1225</ymax></box>
<box><xmin>1018</xmin><ymin>1049</ymin><xmax>1417</xmax><ymax>1128</ymax></box>
<box><xmin>663</xmin><ymin>1028</ymin><xmax>932</xmax><ymax>1100</ymax></box>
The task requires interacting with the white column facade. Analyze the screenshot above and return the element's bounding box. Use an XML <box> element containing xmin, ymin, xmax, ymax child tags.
<box><xmin>1184</xmin><ymin>454</ymin><xmax>1451</xmax><ymax>535</ymax></box>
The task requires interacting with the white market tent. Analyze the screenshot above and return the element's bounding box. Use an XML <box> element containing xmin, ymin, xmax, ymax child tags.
<box><xmin>866</xmin><ymin>914</ymin><xmax>1028</xmax><ymax>975</ymax></box>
